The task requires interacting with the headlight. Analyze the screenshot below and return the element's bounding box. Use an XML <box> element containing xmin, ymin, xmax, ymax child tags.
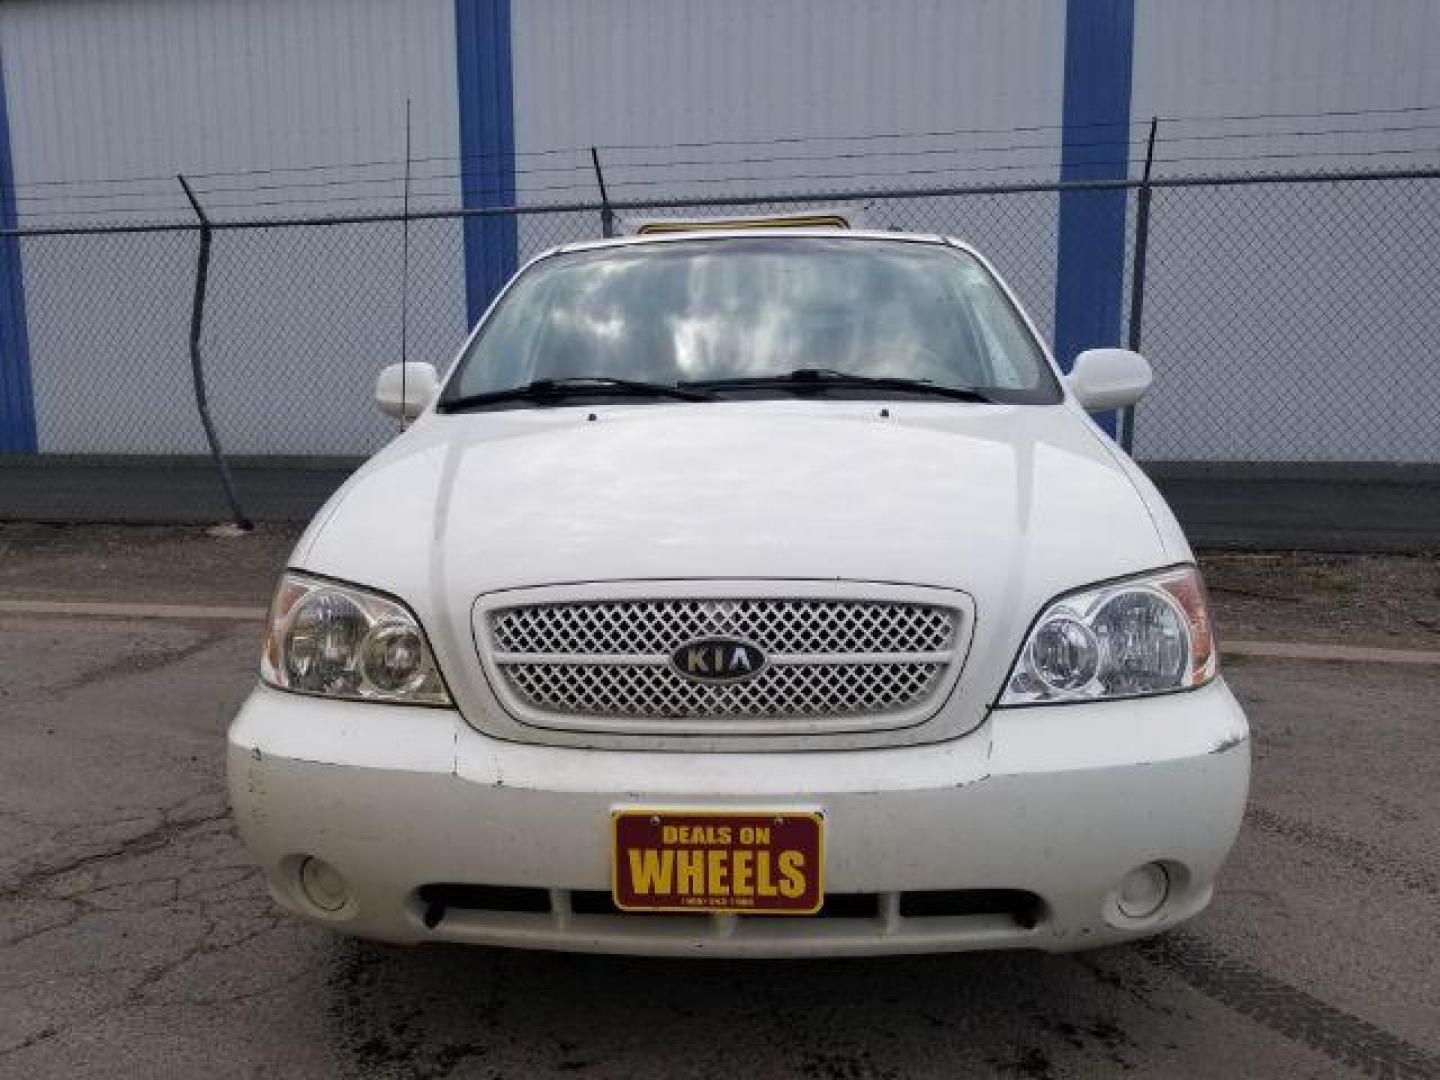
<box><xmin>999</xmin><ymin>565</ymin><xmax>1216</xmax><ymax>705</ymax></box>
<box><xmin>261</xmin><ymin>573</ymin><xmax>451</xmax><ymax>705</ymax></box>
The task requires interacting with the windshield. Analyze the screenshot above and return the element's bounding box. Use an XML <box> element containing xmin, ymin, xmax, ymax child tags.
<box><xmin>442</xmin><ymin>236</ymin><xmax>1061</xmax><ymax>405</ymax></box>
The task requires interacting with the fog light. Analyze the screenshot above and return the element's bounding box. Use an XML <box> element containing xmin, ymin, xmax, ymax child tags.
<box><xmin>299</xmin><ymin>856</ymin><xmax>350</xmax><ymax>913</ymax></box>
<box><xmin>1117</xmin><ymin>862</ymin><xmax>1169</xmax><ymax>919</ymax></box>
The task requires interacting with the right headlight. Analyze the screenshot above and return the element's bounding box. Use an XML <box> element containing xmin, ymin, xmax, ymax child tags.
<box><xmin>260</xmin><ymin>572</ymin><xmax>451</xmax><ymax>706</ymax></box>
<box><xmin>999</xmin><ymin>565</ymin><xmax>1217</xmax><ymax>705</ymax></box>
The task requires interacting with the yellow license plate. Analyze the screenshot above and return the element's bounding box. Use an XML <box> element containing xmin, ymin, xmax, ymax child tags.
<box><xmin>611</xmin><ymin>809</ymin><xmax>825</xmax><ymax>915</ymax></box>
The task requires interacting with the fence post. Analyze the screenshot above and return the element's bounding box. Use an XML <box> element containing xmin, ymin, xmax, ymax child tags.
<box><xmin>177</xmin><ymin>174</ymin><xmax>251</xmax><ymax>530</ymax></box>
<box><xmin>399</xmin><ymin>98</ymin><xmax>413</xmax><ymax>431</ymax></box>
<box><xmin>591</xmin><ymin>146</ymin><xmax>615</xmax><ymax>238</ymax></box>
<box><xmin>1121</xmin><ymin>117</ymin><xmax>1159</xmax><ymax>454</ymax></box>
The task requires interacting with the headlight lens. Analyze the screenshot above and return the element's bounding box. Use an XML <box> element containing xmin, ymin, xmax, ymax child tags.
<box><xmin>1000</xmin><ymin>565</ymin><xmax>1216</xmax><ymax>705</ymax></box>
<box><xmin>262</xmin><ymin>573</ymin><xmax>450</xmax><ymax>705</ymax></box>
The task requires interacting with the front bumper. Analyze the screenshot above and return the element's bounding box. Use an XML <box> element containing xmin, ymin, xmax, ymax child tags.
<box><xmin>227</xmin><ymin>680</ymin><xmax>1249</xmax><ymax>957</ymax></box>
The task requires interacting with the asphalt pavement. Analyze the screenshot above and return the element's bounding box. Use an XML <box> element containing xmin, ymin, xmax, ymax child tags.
<box><xmin>1</xmin><ymin>598</ymin><xmax>1437</xmax><ymax>1077</ymax></box>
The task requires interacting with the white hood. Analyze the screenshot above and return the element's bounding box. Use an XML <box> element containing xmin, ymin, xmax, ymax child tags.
<box><xmin>294</xmin><ymin>399</ymin><xmax>1187</xmax><ymax>738</ymax></box>
<box><xmin>300</xmin><ymin>399</ymin><xmax>1178</xmax><ymax>598</ymax></box>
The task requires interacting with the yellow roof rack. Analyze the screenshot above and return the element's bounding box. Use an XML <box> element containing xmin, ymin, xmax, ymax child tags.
<box><xmin>634</xmin><ymin>213</ymin><xmax>851</xmax><ymax>235</ymax></box>
<box><xmin>619</xmin><ymin>205</ymin><xmax>866</xmax><ymax>236</ymax></box>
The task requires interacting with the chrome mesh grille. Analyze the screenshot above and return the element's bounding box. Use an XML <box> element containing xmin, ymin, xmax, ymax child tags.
<box><xmin>487</xmin><ymin>598</ymin><xmax>960</xmax><ymax>724</ymax></box>
<box><xmin>504</xmin><ymin>662</ymin><xmax>945</xmax><ymax>718</ymax></box>
<box><xmin>491</xmin><ymin>599</ymin><xmax>955</xmax><ymax>657</ymax></box>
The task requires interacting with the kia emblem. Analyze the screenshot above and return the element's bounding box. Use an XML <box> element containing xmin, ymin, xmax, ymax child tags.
<box><xmin>670</xmin><ymin>637</ymin><xmax>768</xmax><ymax>684</ymax></box>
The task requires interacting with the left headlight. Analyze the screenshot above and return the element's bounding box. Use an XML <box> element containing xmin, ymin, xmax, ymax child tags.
<box><xmin>999</xmin><ymin>565</ymin><xmax>1217</xmax><ymax>706</ymax></box>
<box><xmin>261</xmin><ymin>572</ymin><xmax>451</xmax><ymax>706</ymax></box>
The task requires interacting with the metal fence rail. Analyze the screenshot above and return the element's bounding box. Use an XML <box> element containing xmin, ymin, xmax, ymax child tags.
<box><xmin>1</xmin><ymin>166</ymin><xmax>1437</xmax><ymax>533</ymax></box>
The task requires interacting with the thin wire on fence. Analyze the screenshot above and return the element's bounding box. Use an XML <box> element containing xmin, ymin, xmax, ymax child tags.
<box><xmin>11</xmin><ymin>98</ymin><xmax>1440</xmax><ymax>195</ymax></box>
<box><xmin>6</xmin><ymin>99</ymin><xmax>1440</xmax><ymax>232</ymax></box>
<box><xmin>20</xmin><ymin>118</ymin><xmax>1440</xmax><ymax>210</ymax></box>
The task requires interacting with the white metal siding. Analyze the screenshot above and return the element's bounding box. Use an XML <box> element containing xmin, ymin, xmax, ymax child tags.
<box><xmin>1130</xmin><ymin>0</ymin><xmax>1440</xmax><ymax>463</ymax></box>
<box><xmin>1134</xmin><ymin>0</ymin><xmax>1440</xmax><ymax>157</ymax></box>
<box><xmin>509</xmin><ymin>0</ymin><xmax>1070</xmax><ymax>322</ymax></box>
<box><xmin>511</xmin><ymin>0</ymin><xmax>1067</xmax><ymax>193</ymax></box>
<box><xmin>1</xmin><ymin>0</ymin><xmax>1436</xmax><ymax>462</ymax></box>
<box><xmin>0</xmin><ymin>0</ymin><xmax>466</xmax><ymax>454</ymax></box>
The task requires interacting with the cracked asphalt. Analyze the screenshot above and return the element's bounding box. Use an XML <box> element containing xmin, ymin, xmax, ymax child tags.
<box><xmin>2</xmin><ymin>540</ymin><xmax>1439</xmax><ymax>1077</ymax></box>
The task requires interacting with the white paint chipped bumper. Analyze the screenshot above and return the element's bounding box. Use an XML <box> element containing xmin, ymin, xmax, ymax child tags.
<box><xmin>226</xmin><ymin>680</ymin><xmax>1249</xmax><ymax>957</ymax></box>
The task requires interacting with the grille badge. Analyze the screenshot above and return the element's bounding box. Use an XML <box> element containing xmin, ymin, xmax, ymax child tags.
<box><xmin>670</xmin><ymin>637</ymin><xmax>768</xmax><ymax>684</ymax></box>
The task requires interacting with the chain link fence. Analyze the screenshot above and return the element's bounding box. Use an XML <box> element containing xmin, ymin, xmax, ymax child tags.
<box><xmin>1133</xmin><ymin>174</ymin><xmax>1439</xmax><ymax>463</ymax></box>
<box><xmin>2</xmin><ymin>167</ymin><xmax>1438</xmax><ymax>537</ymax></box>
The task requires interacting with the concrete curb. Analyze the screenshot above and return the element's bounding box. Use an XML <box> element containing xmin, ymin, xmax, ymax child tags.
<box><xmin>0</xmin><ymin>599</ymin><xmax>268</xmax><ymax>621</ymax></box>
<box><xmin>1221</xmin><ymin>639</ymin><xmax>1440</xmax><ymax>666</ymax></box>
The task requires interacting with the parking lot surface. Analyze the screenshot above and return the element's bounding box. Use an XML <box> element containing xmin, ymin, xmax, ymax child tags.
<box><xmin>1</xmin><ymin>528</ymin><xmax>1438</xmax><ymax>1079</ymax></box>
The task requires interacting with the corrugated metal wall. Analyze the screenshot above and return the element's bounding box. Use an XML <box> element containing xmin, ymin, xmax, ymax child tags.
<box><xmin>0</xmin><ymin>0</ymin><xmax>1436</xmax><ymax>460</ymax></box>
<box><xmin>1134</xmin><ymin>0</ymin><xmax>1440</xmax><ymax>147</ymax></box>
<box><xmin>1129</xmin><ymin>0</ymin><xmax>1440</xmax><ymax>462</ymax></box>
<box><xmin>509</xmin><ymin>0</ymin><xmax>1068</xmax><ymax>311</ymax></box>
<box><xmin>0</xmin><ymin>0</ymin><xmax>465</xmax><ymax>454</ymax></box>
<box><xmin>511</xmin><ymin>0</ymin><xmax>1066</xmax><ymax>195</ymax></box>
<box><xmin>0</xmin><ymin>0</ymin><xmax>462</xmax><ymax>221</ymax></box>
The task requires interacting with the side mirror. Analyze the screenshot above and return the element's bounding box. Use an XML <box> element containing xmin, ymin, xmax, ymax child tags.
<box><xmin>375</xmin><ymin>362</ymin><xmax>439</xmax><ymax>421</ymax></box>
<box><xmin>1066</xmin><ymin>348</ymin><xmax>1152</xmax><ymax>411</ymax></box>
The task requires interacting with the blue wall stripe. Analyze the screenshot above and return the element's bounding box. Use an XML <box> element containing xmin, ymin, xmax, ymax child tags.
<box><xmin>1054</xmin><ymin>0</ymin><xmax>1135</xmax><ymax>436</ymax></box>
<box><xmin>0</xmin><ymin>47</ymin><xmax>36</xmax><ymax>453</ymax></box>
<box><xmin>455</xmin><ymin>0</ymin><xmax>518</xmax><ymax>326</ymax></box>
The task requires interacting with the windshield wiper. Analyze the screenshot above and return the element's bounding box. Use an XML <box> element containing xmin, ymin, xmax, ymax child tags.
<box><xmin>440</xmin><ymin>376</ymin><xmax>717</xmax><ymax>412</ymax></box>
<box><xmin>680</xmin><ymin>368</ymin><xmax>994</xmax><ymax>403</ymax></box>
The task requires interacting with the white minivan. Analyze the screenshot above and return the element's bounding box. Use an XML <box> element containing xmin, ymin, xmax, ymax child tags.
<box><xmin>228</xmin><ymin>229</ymin><xmax>1249</xmax><ymax>956</ymax></box>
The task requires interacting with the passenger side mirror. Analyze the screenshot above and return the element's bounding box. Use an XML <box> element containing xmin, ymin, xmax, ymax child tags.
<box><xmin>375</xmin><ymin>362</ymin><xmax>439</xmax><ymax>421</ymax></box>
<box><xmin>1066</xmin><ymin>349</ymin><xmax>1152</xmax><ymax>412</ymax></box>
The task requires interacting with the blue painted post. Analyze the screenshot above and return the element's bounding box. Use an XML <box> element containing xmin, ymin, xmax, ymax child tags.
<box><xmin>1054</xmin><ymin>0</ymin><xmax>1135</xmax><ymax>437</ymax></box>
<box><xmin>455</xmin><ymin>0</ymin><xmax>518</xmax><ymax>327</ymax></box>
<box><xmin>0</xmin><ymin>49</ymin><xmax>36</xmax><ymax>453</ymax></box>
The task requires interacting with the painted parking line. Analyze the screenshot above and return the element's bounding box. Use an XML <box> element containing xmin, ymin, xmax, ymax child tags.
<box><xmin>3</xmin><ymin>599</ymin><xmax>1439</xmax><ymax>666</ymax></box>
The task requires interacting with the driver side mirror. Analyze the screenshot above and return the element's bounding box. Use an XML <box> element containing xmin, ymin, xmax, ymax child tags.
<box><xmin>375</xmin><ymin>362</ymin><xmax>439</xmax><ymax>421</ymax></box>
<box><xmin>1066</xmin><ymin>348</ymin><xmax>1152</xmax><ymax>412</ymax></box>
